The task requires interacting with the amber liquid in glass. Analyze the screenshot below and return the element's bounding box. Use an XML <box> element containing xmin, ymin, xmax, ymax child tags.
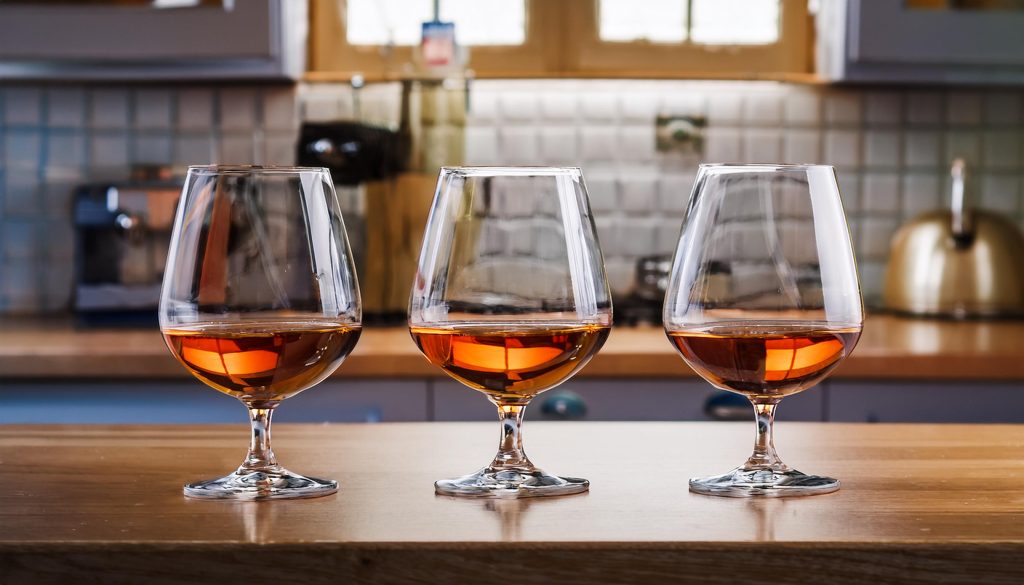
<box><xmin>410</xmin><ymin>323</ymin><xmax>610</xmax><ymax>402</ymax></box>
<box><xmin>668</xmin><ymin>323</ymin><xmax>860</xmax><ymax>398</ymax></box>
<box><xmin>163</xmin><ymin>321</ymin><xmax>361</xmax><ymax>403</ymax></box>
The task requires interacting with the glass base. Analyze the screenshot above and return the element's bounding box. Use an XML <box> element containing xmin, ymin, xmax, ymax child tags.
<box><xmin>184</xmin><ymin>466</ymin><xmax>338</xmax><ymax>501</ymax></box>
<box><xmin>435</xmin><ymin>467</ymin><xmax>589</xmax><ymax>499</ymax></box>
<box><xmin>689</xmin><ymin>467</ymin><xmax>839</xmax><ymax>498</ymax></box>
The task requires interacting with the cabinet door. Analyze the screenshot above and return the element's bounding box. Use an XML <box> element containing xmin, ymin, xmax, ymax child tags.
<box><xmin>0</xmin><ymin>380</ymin><xmax>428</xmax><ymax>424</ymax></box>
<box><xmin>828</xmin><ymin>381</ymin><xmax>1024</xmax><ymax>423</ymax></box>
<box><xmin>820</xmin><ymin>0</ymin><xmax>1024</xmax><ymax>84</ymax></box>
<box><xmin>0</xmin><ymin>1</ymin><xmax>306</xmax><ymax>80</ymax></box>
<box><xmin>431</xmin><ymin>379</ymin><xmax>824</xmax><ymax>422</ymax></box>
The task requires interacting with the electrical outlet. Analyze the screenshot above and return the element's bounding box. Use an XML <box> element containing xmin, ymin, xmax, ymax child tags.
<box><xmin>656</xmin><ymin>115</ymin><xmax>706</xmax><ymax>154</ymax></box>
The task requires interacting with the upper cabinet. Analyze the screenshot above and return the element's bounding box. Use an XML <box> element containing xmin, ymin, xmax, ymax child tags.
<box><xmin>0</xmin><ymin>0</ymin><xmax>307</xmax><ymax>81</ymax></box>
<box><xmin>818</xmin><ymin>0</ymin><xmax>1024</xmax><ymax>85</ymax></box>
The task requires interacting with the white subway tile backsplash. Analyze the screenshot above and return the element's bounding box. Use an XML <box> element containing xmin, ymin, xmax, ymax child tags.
<box><xmin>901</xmin><ymin>173</ymin><xmax>941</xmax><ymax>216</ymax></box>
<box><xmin>89</xmin><ymin>89</ymin><xmax>129</xmax><ymax>129</ymax></box>
<box><xmin>263</xmin><ymin>132</ymin><xmax>297</xmax><ymax>166</ymax></box>
<box><xmin>660</xmin><ymin>92</ymin><xmax>705</xmax><ymax>117</ymax></box>
<box><xmin>620</xmin><ymin>125</ymin><xmax>656</xmax><ymax>162</ymax></box>
<box><xmin>983</xmin><ymin>92</ymin><xmax>1021</xmax><ymax>125</ymax></box>
<box><xmin>0</xmin><ymin>259</ymin><xmax>40</xmax><ymax>312</ymax></box>
<box><xmin>593</xmin><ymin>216</ymin><xmax>616</xmax><ymax>253</ymax></box>
<box><xmin>862</xmin><ymin>172</ymin><xmax>901</xmax><ymax>214</ymax></box>
<box><xmin>219</xmin><ymin>88</ymin><xmax>257</xmax><ymax>131</ymax></box>
<box><xmin>301</xmin><ymin>91</ymin><xmax>344</xmax><ymax>122</ymax></box>
<box><xmin>174</xmin><ymin>134</ymin><xmax>216</xmax><ymax>166</ymax></box>
<box><xmin>705</xmin><ymin>128</ymin><xmax>742</xmax><ymax>163</ymax></box>
<box><xmin>903</xmin><ymin>131</ymin><xmax>942</xmax><ymax>168</ymax></box>
<box><xmin>604</xmin><ymin>257</ymin><xmax>636</xmax><ymax>297</ymax></box>
<box><xmin>616</xmin><ymin>218</ymin><xmax>657</xmax><ymax>257</ymax></box>
<box><xmin>539</xmin><ymin>127</ymin><xmax>578</xmax><ymax>165</ymax></box>
<box><xmin>45</xmin><ymin>88</ymin><xmax>85</xmax><ymax>128</ymax></box>
<box><xmin>864</xmin><ymin>92</ymin><xmax>902</xmax><ymax>126</ymax></box>
<box><xmin>500</xmin><ymin>126</ymin><xmax>540</xmax><ymax>164</ymax></box>
<box><xmin>864</xmin><ymin>130</ymin><xmax>900</xmax><ymax>168</ymax></box>
<box><xmin>947</xmin><ymin>92</ymin><xmax>983</xmax><ymax>127</ymax></box>
<box><xmin>262</xmin><ymin>88</ymin><xmax>298</xmax><ymax>130</ymax></box>
<box><xmin>824</xmin><ymin>93</ymin><xmax>862</xmax><ymax>125</ymax></box>
<box><xmin>540</xmin><ymin>93</ymin><xmax>577</xmax><ymax>122</ymax></box>
<box><xmin>858</xmin><ymin>217</ymin><xmax>900</xmax><ymax>260</ymax></box>
<box><xmin>220</xmin><ymin>134</ymin><xmax>256</xmax><ymax>164</ymax></box>
<box><xmin>743</xmin><ymin>92</ymin><xmax>783</xmax><ymax>125</ymax></box>
<box><xmin>582</xmin><ymin>94</ymin><xmax>619</xmax><ymax>122</ymax></box>
<box><xmin>2</xmin><ymin>220</ymin><xmax>36</xmax><ymax>260</ymax></box>
<box><xmin>585</xmin><ymin>173</ymin><xmax>618</xmax><ymax>212</ymax></box>
<box><xmin>944</xmin><ymin>130</ymin><xmax>982</xmax><ymax>167</ymax></box>
<box><xmin>783</xmin><ymin>91</ymin><xmax>820</xmax><ymax>125</ymax></box>
<box><xmin>980</xmin><ymin>174</ymin><xmax>1020</xmax><ymax>214</ymax></box>
<box><xmin>133</xmin><ymin>135</ymin><xmax>173</xmax><ymax>165</ymax></box>
<box><xmin>4</xmin><ymin>173</ymin><xmax>41</xmax><ymax>217</ymax></box>
<box><xmin>133</xmin><ymin>90</ymin><xmax>172</xmax><ymax>130</ymax></box>
<box><xmin>177</xmin><ymin>89</ymin><xmax>215</xmax><ymax>130</ymax></box>
<box><xmin>4</xmin><ymin>88</ymin><xmax>42</xmax><ymax>126</ymax></box>
<box><xmin>468</xmin><ymin>89</ymin><xmax>499</xmax><ymax>123</ymax></box>
<box><xmin>743</xmin><ymin>129</ymin><xmax>782</xmax><ymax>163</ymax></box>
<box><xmin>823</xmin><ymin>130</ymin><xmax>861</xmax><ymax>168</ymax></box>
<box><xmin>500</xmin><ymin>92</ymin><xmax>540</xmax><ymax>122</ymax></box>
<box><xmin>580</xmin><ymin>126</ymin><xmax>618</xmax><ymax>161</ymax></box>
<box><xmin>836</xmin><ymin>171</ymin><xmax>861</xmax><ymax>213</ymax></box>
<box><xmin>707</xmin><ymin>93</ymin><xmax>743</xmax><ymax>124</ymax></box>
<box><xmin>782</xmin><ymin>129</ymin><xmax>821</xmax><ymax>164</ymax></box>
<box><xmin>906</xmin><ymin>92</ymin><xmax>943</xmax><ymax>126</ymax></box>
<box><xmin>4</xmin><ymin>130</ymin><xmax>42</xmax><ymax>169</ymax></box>
<box><xmin>622</xmin><ymin>92</ymin><xmax>659</xmax><ymax>122</ymax></box>
<box><xmin>620</xmin><ymin>174</ymin><xmax>658</xmax><ymax>214</ymax></box>
<box><xmin>90</xmin><ymin>133</ymin><xmax>129</xmax><ymax>169</ymax></box>
<box><xmin>464</xmin><ymin>126</ymin><xmax>500</xmax><ymax>164</ymax></box>
<box><xmin>46</xmin><ymin>131</ymin><xmax>86</xmax><ymax>169</ymax></box>
<box><xmin>656</xmin><ymin>173</ymin><xmax>692</xmax><ymax>214</ymax></box>
<box><xmin>982</xmin><ymin>131</ymin><xmax>1021</xmax><ymax>170</ymax></box>
<box><xmin>655</xmin><ymin>220</ymin><xmax>680</xmax><ymax>254</ymax></box>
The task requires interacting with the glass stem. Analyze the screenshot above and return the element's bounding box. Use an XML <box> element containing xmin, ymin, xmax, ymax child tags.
<box><xmin>490</xmin><ymin>402</ymin><xmax>530</xmax><ymax>470</ymax></box>
<box><xmin>744</xmin><ymin>399</ymin><xmax>785</xmax><ymax>470</ymax></box>
<box><xmin>242</xmin><ymin>405</ymin><xmax>280</xmax><ymax>472</ymax></box>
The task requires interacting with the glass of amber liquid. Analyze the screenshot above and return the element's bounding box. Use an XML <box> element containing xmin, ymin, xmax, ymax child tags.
<box><xmin>664</xmin><ymin>164</ymin><xmax>863</xmax><ymax>497</ymax></box>
<box><xmin>410</xmin><ymin>167</ymin><xmax>612</xmax><ymax>498</ymax></box>
<box><xmin>159</xmin><ymin>165</ymin><xmax>361</xmax><ymax>500</ymax></box>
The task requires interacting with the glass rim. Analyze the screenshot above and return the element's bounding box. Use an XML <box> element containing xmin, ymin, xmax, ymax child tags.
<box><xmin>440</xmin><ymin>165</ymin><xmax>582</xmax><ymax>177</ymax></box>
<box><xmin>698</xmin><ymin>163</ymin><xmax>835</xmax><ymax>172</ymax></box>
<box><xmin>186</xmin><ymin>164</ymin><xmax>329</xmax><ymax>175</ymax></box>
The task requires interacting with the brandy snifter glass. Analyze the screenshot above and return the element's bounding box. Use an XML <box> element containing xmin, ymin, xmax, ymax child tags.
<box><xmin>664</xmin><ymin>164</ymin><xmax>863</xmax><ymax>497</ymax></box>
<box><xmin>160</xmin><ymin>165</ymin><xmax>361</xmax><ymax>500</ymax></box>
<box><xmin>410</xmin><ymin>167</ymin><xmax>612</xmax><ymax>498</ymax></box>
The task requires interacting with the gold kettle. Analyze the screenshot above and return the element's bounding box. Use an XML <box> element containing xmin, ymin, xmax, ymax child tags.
<box><xmin>883</xmin><ymin>159</ymin><xmax>1024</xmax><ymax>318</ymax></box>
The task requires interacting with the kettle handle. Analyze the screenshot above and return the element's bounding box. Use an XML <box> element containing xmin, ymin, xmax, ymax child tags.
<box><xmin>950</xmin><ymin>158</ymin><xmax>973</xmax><ymax>240</ymax></box>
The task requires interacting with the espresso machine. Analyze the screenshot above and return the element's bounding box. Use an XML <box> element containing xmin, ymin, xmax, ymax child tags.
<box><xmin>73</xmin><ymin>179</ymin><xmax>181</xmax><ymax>326</ymax></box>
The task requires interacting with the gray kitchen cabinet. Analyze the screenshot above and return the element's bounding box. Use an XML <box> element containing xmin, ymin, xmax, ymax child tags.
<box><xmin>431</xmin><ymin>379</ymin><xmax>824</xmax><ymax>422</ymax></box>
<box><xmin>827</xmin><ymin>381</ymin><xmax>1024</xmax><ymax>423</ymax></box>
<box><xmin>0</xmin><ymin>0</ymin><xmax>306</xmax><ymax>80</ymax></box>
<box><xmin>0</xmin><ymin>380</ymin><xmax>428</xmax><ymax>424</ymax></box>
<box><xmin>817</xmin><ymin>0</ymin><xmax>1024</xmax><ymax>84</ymax></box>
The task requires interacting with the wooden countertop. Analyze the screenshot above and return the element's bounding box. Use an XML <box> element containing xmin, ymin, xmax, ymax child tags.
<box><xmin>2</xmin><ymin>422</ymin><xmax>1022</xmax><ymax>584</ymax></box>
<box><xmin>2</xmin><ymin>314</ymin><xmax>1024</xmax><ymax>380</ymax></box>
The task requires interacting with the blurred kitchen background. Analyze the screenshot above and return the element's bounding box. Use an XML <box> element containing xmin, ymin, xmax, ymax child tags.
<box><xmin>2</xmin><ymin>0</ymin><xmax>1024</xmax><ymax>424</ymax></box>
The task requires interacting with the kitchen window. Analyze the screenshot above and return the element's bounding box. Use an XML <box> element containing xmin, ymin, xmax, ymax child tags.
<box><xmin>309</xmin><ymin>0</ymin><xmax>812</xmax><ymax>80</ymax></box>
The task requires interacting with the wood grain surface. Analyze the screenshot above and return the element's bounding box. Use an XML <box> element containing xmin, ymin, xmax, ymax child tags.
<box><xmin>1</xmin><ymin>422</ymin><xmax>1023</xmax><ymax>584</ymax></box>
<box><xmin>3</xmin><ymin>314</ymin><xmax>1024</xmax><ymax>381</ymax></box>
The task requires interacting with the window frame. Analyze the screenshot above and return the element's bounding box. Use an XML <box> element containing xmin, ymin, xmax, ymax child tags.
<box><xmin>308</xmin><ymin>0</ymin><xmax>813</xmax><ymax>81</ymax></box>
